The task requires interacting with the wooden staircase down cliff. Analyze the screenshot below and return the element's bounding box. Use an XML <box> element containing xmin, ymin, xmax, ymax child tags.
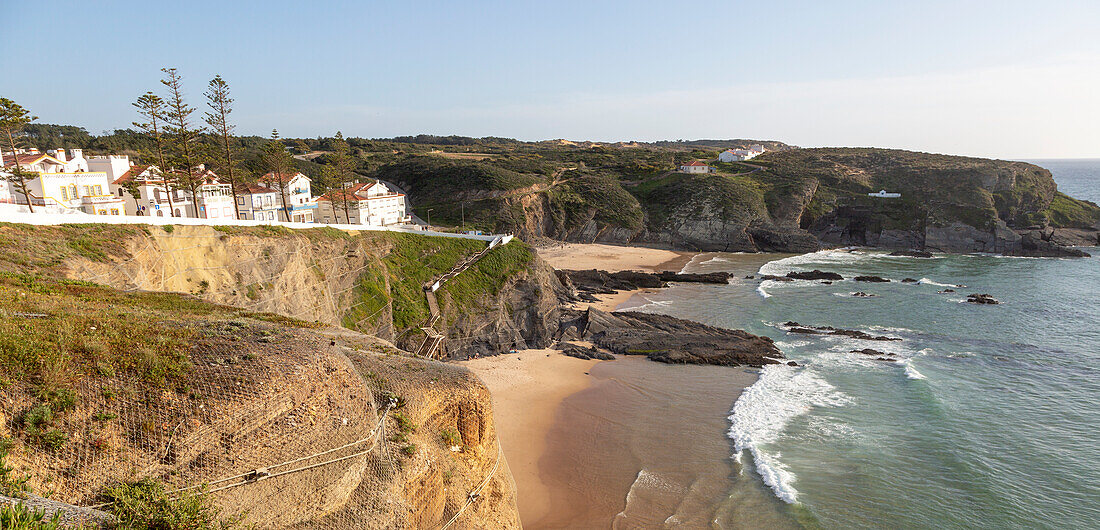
<box><xmin>414</xmin><ymin>236</ymin><xmax>509</xmax><ymax>359</ymax></box>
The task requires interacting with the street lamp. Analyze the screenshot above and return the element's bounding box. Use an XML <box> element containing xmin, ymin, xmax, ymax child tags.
<box><xmin>426</xmin><ymin>208</ymin><xmax>433</xmax><ymax>228</ymax></box>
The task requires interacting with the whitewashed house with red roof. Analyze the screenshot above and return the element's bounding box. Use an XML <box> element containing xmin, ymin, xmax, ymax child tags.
<box><xmin>679</xmin><ymin>160</ymin><xmax>715</xmax><ymax>174</ymax></box>
<box><xmin>3</xmin><ymin>148</ymin><xmax>127</xmax><ymax>215</ymax></box>
<box><xmin>107</xmin><ymin>164</ymin><xmax>192</xmax><ymax>217</ymax></box>
<box><xmin>317</xmin><ymin>181</ymin><xmax>409</xmax><ymax>226</ymax></box>
<box><xmin>258</xmin><ymin>172</ymin><xmax>316</xmax><ymax>222</ymax></box>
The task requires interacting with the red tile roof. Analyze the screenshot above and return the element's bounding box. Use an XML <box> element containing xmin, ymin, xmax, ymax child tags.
<box><xmin>242</xmin><ymin>184</ymin><xmax>277</xmax><ymax>194</ymax></box>
<box><xmin>260</xmin><ymin>171</ymin><xmax>308</xmax><ymax>184</ymax></box>
<box><xmin>683</xmin><ymin>160</ymin><xmax>708</xmax><ymax>167</ymax></box>
<box><xmin>3</xmin><ymin>153</ymin><xmax>62</xmax><ymax>169</ymax></box>
<box><xmin>112</xmin><ymin>165</ymin><xmax>152</xmax><ymax>185</ymax></box>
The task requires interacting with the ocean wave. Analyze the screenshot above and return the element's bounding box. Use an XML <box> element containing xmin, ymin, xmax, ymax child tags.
<box><xmin>756</xmin><ymin>282</ymin><xmax>772</xmax><ymax>298</ymax></box>
<box><xmin>916</xmin><ymin>278</ymin><xmax>961</xmax><ymax>288</ymax></box>
<box><xmin>728</xmin><ymin>365</ymin><xmax>850</xmax><ymax>503</ymax></box>
<box><xmin>904</xmin><ymin>361</ymin><xmax>927</xmax><ymax>380</ymax></box>
<box><xmin>625</xmin><ymin>298</ymin><xmax>675</xmax><ymax>311</ymax></box>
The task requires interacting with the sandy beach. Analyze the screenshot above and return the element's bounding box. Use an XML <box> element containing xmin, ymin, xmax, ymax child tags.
<box><xmin>460</xmin><ymin>350</ymin><xmax>599</xmax><ymax>524</ymax></box>
<box><xmin>537</xmin><ymin>243</ymin><xmax>694</xmax><ymax>273</ymax></box>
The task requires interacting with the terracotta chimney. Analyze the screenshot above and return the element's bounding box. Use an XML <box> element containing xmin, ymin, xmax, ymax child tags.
<box><xmin>55</xmin><ymin>148</ymin><xmax>67</xmax><ymax>163</ymax></box>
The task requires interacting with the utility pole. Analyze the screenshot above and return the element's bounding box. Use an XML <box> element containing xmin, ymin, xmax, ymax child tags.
<box><xmin>461</xmin><ymin>201</ymin><xmax>465</xmax><ymax>230</ymax></box>
<box><xmin>426</xmin><ymin>208</ymin><xmax>433</xmax><ymax>228</ymax></box>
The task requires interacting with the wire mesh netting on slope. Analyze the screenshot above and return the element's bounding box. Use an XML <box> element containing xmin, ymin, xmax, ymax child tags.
<box><xmin>0</xmin><ymin>276</ymin><xmax>520</xmax><ymax>528</ymax></box>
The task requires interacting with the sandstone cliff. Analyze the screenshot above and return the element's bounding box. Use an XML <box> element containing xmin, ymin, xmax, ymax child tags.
<box><xmin>0</xmin><ymin>271</ymin><xmax>519</xmax><ymax>528</ymax></box>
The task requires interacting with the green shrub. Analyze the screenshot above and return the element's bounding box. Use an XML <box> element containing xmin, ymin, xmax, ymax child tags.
<box><xmin>101</xmin><ymin>478</ymin><xmax>243</xmax><ymax>530</ymax></box>
<box><xmin>440</xmin><ymin>429</ymin><xmax>461</xmax><ymax>446</ymax></box>
<box><xmin>401</xmin><ymin>444</ymin><xmax>417</xmax><ymax>457</ymax></box>
<box><xmin>0</xmin><ymin>502</ymin><xmax>62</xmax><ymax>529</ymax></box>
<box><xmin>161</xmin><ymin>225</ymin><xmax>174</xmax><ymax>234</ymax></box>
<box><xmin>392</xmin><ymin>412</ymin><xmax>417</xmax><ymax>433</ymax></box>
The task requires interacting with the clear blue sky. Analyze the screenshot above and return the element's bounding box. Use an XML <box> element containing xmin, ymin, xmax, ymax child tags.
<box><xmin>3</xmin><ymin>0</ymin><xmax>1099</xmax><ymax>158</ymax></box>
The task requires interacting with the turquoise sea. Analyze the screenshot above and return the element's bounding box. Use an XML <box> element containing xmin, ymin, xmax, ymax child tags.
<box><xmin>628</xmin><ymin>161</ymin><xmax>1100</xmax><ymax>528</ymax></box>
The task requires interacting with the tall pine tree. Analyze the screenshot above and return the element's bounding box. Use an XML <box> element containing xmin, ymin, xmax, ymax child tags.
<box><xmin>0</xmin><ymin>98</ymin><xmax>38</xmax><ymax>212</ymax></box>
<box><xmin>160</xmin><ymin>68</ymin><xmax>204</xmax><ymax>217</ymax></box>
<box><xmin>261</xmin><ymin>130</ymin><xmax>295</xmax><ymax>221</ymax></box>
<box><xmin>132</xmin><ymin>91</ymin><xmax>176</xmax><ymax>216</ymax></box>
<box><xmin>203</xmin><ymin>75</ymin><xmax>244</xmax><ymax>219</ymax></box>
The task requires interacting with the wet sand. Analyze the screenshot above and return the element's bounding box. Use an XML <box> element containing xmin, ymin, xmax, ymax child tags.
<box><xmin>529</xmin><ymin>356</ymin><xmax>761</xmax><ymax>529</ymax></box>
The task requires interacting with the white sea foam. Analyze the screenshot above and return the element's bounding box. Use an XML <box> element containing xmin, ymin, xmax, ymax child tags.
<box><xmin>758</xmin><ymin>249</ymin><xmax>875</xmax><ymax>277</ymax></box>
<box><xmin>916</xmin><ymin>278</ymin><xmax>960</xmax><ymax>288</ymax></box>
<box><xmin>904</xmin><ymin>361</ymin><xmax>927</xmax><ymax>380</ymax></box>
<box><xmin>756</xmin><ymin>282</ymin><xmax>772</xmax><ymax>298</ymax></box>
<box><xmin>625</xmin><ymin>298</ymin><xmax>675</xmax><ymax>311</ymax></box>
<box><xmin>701</xmin><ymin>256</ymin><xmax>732</xmax><ymax>265</ymax></box>
<box><xmin>728</xmin><ymin>365</ymin><xmax>850</xmax><ymax>503</ymax></box>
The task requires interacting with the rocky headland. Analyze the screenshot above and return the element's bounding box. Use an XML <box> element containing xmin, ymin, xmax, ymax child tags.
<box><xmin>384</xmin><ymin>147</ymin><xmax>1099</xmax><ymax>257</ymax></box>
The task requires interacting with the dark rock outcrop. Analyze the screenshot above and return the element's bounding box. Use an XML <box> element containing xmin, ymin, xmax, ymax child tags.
<box><xmin>783</xmin><ymin>321</ymin><xmax>901</xmax><ymax>341</ymax></box>
<box><xmin>901</xmin><ymin>278</ymin><xmax>919</xmax><ymax>283</ymax></box>
<box><xmin>565</xmin><ymin>308</ymin><xmax>783</xmax><ymax>367</ymax></box>
<box><xmin>557</xmin><ymin>342</ymin><xmax>616</xmax><ymax>361</ymax></box>
<box><xmin>850</xmin><ymin>348</ymin><xmax>896</xmax><ymax>357</ymax></box>
<box><xmin>854</xmin><ymin>275</ymin><xmax>890</xmax><ymax>283</ymax></box>
<box><xmin>852</xmin><ymin>291</ymin><xmax>876</xmax><ymax>297</ymax></box>
<box><xmin>556</xmin><ymin>269</ymin><xmax>730</xmax><ymax>296</ymax></box>
<box><xmin>786</xmin><ymin>269</ymin><xmax>844</xmax><ymax>281</ymax></box>
<box><xmin>966</xmin><ymin>293</ymin><xmax>1000</xmax><ymax>305</ymax></box>
<box><xmin>938</xmin><ymin>288</ymin><xmax>956</xmax><ymax>293</ymax></box>
<box><xmin>760</xmin><ymin>274</ymin><xmax>795</xmax><ymax>282</ymax></box>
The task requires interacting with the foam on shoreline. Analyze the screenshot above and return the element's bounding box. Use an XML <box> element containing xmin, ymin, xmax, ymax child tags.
<box><xmin>728</xmin><ymin>364</ymin><xmax>850</xmax><ymax>503</ymax></box>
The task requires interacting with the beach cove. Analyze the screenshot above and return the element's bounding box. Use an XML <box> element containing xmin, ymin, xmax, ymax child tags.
<box><xmin>464</xmin><ymin>245</ymin><xmax>796</xmax><ymax>528</ymax></box>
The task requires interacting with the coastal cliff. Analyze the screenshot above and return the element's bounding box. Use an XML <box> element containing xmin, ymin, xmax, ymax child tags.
<box><xmin>0</xmin><ymin>273</ymin><xmax>519</xmax><ymax>528</ymax></box>
<box><xmin>382</xmin><ymin>147</ymin><xmax>1099</xmax><ymax>256</ymax></box>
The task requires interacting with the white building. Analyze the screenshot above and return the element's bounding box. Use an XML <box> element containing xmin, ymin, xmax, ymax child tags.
<box><xmin>718</xmin><ymin>145</ymin><xmax>765</xmax><ymax>162</ymax></box>
<box><xmin>108</xmin><ymin>165</ymin><xmax>192</xmax><ymax>218</ymax></box>
<box><xmin>193</xmin><ymin>169</ymin><xmax>236</xmax><ymax>220</ymax></box>
<box><xmin>317</xmin><ymin>181</ymin><xmax>409</xmax><ymax>226</ymax></box>
<box><xmin>868</xmin><ymin>190</ymin><xmax>902</xmax><ymax>198</ymax></box>
<box><xmin>679</xmin><ymin>160</ymin><xmax>715</xmax><ymax>174</ymax></box>
<box><xmin>259</xmin><ymin>172</ymin><xmax>316</xmax><ymax>223</ymax></box>
<box><xmin>4</xmin><ymin>150</ymin><xmax>126</xmax><ymax>215</ymax></box>
<box><xmin>237</xmin><ymin>184</ymin><xmax>281</xmax><ymax>222</ymax></box>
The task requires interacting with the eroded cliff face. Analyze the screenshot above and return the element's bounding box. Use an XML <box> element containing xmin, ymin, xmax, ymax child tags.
<box><xmin>0</xmin><ymin>264</ymin><xmax>521</xmax><ymax>528</ymax></box>
<box><xmin>435</xmin><ymin>254</ymin><xmax>566</xmax><ymax>358</ymax></box>
<box><xmin>46</xmin><ymin>225</ymin><xmax>561</xmax><ymax>357</ymax></box>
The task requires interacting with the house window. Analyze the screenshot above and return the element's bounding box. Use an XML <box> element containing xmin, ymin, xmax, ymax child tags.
<box><xmin>268</xmin><ymin>211</ymin><xmax>275</xmax><ymax>220</ymax></box>
<box><xmin>110</xmin><ymin>208</ymin><xmax>120</xmax><ymax>215</ymax></box>
<box><xmin>60</xmin><ymin>187</ymin><xmax>69</xmax><ymax>201</ymax></box>
<box><xmin>70</xmin><ymin>184</ymin><xmax>78</xmax><ymax>198</ymax></box>
<box><xmin>94</xmin><ymin>185</ymin><xmax>103</xmax><ymax>195</ymax></box>
<box><xmin>237</xmin><ymin>197</ymin><xmax>244</xmax><ymax>205</ymax></box>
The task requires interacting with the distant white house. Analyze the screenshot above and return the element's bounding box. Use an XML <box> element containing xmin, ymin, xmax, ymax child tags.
<box><xmin>679</xmin><ymin>160</ymin><xmax>715</xmax><ymax>174</ymax></box>
<box><xmin>868</xmin><ymin>190</ymin><xmax>902</xmax><ymax>198</ymax></box>
<box><xmin>719</xmin><ymin>145</ymin><xmax>766</xmax><ymax>162</ymax></box>
<box><xmin>317</xmin><ymin>181</ymin><xmax>409</xmax><ymax>226</ymax></box>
